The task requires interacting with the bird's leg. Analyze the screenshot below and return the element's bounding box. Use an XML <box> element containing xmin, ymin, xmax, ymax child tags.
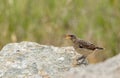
<box><xmin>76</xmin><ymin>55</ymin><xmax>88</xmax><ymax>65</ymax></box>
<box><xmin>76</xmin><ymin>55</ymin><xmax>85</xmax><ymax>61</ymax></box>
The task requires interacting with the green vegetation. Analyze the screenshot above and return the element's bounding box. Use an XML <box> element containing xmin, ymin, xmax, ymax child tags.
<box><xmin>0</xmin><ymin>0</ymin><xmax>120</xmax><ymax>62</ymax></box>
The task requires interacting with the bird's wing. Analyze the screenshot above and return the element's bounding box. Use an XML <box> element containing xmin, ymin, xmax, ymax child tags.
<box><xmin>79</xmin><ymin>44</ymin><xmax>84</xmax><ymax>48</ymax></box>
<box><xmin>78</xmin><ymin>39</ymin><xmax>95</xmax><ymax>48</ymax></box>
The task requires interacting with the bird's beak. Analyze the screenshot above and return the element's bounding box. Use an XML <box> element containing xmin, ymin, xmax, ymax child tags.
<box><xmin>65</xmin><ymin>35</ymin><xmax>71</xmax><ymax>39</ymax></box>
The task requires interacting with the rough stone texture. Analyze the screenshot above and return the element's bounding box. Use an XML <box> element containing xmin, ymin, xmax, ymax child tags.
<box><xmin>0</xmin><ymin>41</ymin><xmax>120</xmax><ymax>78</ymax></box>
<box><xmin>64</xmin><ymin>53</ymin><xmax>120</xmax><ymax>78</ymax></box>
<box><xmin>0</xmin><ymin>41</ymin><xmax>83</xmax><ymax>78</ymax></box>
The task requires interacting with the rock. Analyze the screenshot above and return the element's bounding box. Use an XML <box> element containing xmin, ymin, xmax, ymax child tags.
<box><xmin>0</xmin><ymin>41</ymin><xmax>120</xmax><ymax>78</ymax></box>
<box><xmin>0</xmin><ymin>41</ymin><xmax>84</xmax><ymax>78</ymax></box>
<box><xmin>64</xmin><ymin>53</ymin><xmax>120</xmax><ymax>78</ymax></box>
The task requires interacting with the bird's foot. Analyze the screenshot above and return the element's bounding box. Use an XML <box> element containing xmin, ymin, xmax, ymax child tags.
<box><xmin>76</xmin><ymin>61</ymin><xmax>88</xmax><ymax>66</ymax></box>
<box><xmin>72</xmin><ymin>56</ymin><xmax>88</xmax><ymax>67</ymax></box>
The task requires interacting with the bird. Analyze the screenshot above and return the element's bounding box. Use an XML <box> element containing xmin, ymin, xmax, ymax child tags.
<box><xmin>65</xmin><ymin>34</ymin><xmax>104</xmax><ymax>65</ymax></box>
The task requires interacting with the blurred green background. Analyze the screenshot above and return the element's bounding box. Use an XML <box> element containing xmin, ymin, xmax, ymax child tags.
<box><xmin>0</xmin><ymin>0</ymin><xmax>120</xmax><ymax>63</ymax></box>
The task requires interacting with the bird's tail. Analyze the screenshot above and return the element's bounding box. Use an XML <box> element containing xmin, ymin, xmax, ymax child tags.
<box><xmin>96</xmin><ymin>47</ymin><xmax>104</xmax><ymax>50</ymax></box>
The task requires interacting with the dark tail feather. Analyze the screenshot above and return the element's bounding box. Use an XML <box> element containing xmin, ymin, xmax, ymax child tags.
<box><xmin>96</xmin><ymin>47</ymin><xmax>104</xmax><ymax>50</ymax></box>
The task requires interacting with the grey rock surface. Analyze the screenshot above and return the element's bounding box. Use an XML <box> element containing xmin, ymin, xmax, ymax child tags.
<box><xmin>0</xmin><ymin>41</ymin><xmax>120</xmax><ymax>78</ymax></box>
<box><xmin>0</xmin><ymin>41</ymin><xmax>83</xmax><ymax>78</ymax></box>
<box><xmin>64</xmin><ymin>53</ymin><xmax>120</xmax><ymax>78</ymax></box>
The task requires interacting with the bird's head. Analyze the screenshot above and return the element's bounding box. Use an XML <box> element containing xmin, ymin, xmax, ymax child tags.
<box><xmin>65</xmin><ymin>34</ymin><xmax>77</xmax><ymax>41</ymax></box>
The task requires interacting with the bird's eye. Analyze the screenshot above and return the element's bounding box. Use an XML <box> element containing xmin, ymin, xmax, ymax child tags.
<box><xmin>70</xmin><ymin>35</ymin><xmax>74</xmax><ymax>37</ymax></box>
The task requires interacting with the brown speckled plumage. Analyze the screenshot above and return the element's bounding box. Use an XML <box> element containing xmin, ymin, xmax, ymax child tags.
<box><xmin>65</xmin><ymin>34</ymin><xmax>103</xmax><ymax>51</ymax></box>
<box><xmin>65</xmin><ymin>34</ymin><xmax>103</xmax><ymax>65</ymax></box>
